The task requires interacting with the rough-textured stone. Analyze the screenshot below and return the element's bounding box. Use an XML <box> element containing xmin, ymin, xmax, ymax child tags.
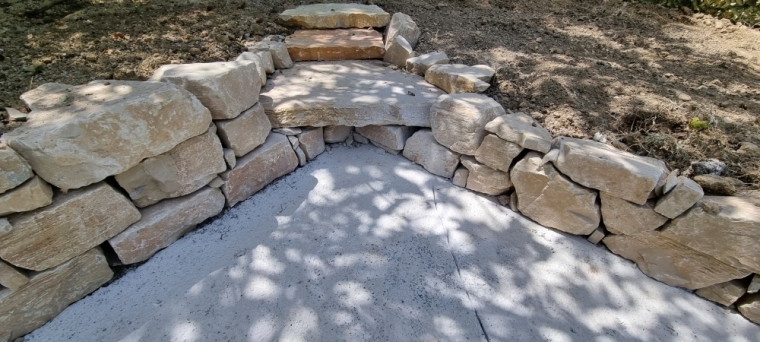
<box><xmin>452</xmin><ymin>167</ymin><xmax>468</xmax><ymax>187</ymax></box>
<box><xmin>250</xmin><ymin>41</ymin><xmax>293</xmax><ymax>69</ymax></box>
<box><xmin>0</xmin><ymin>176</ymin><xmax>53</xmax><ymax>216</ymax></box>
<box><xmin>659</xmin><ymin>169</ymin><xmax>679</xmax><ymax>196</ymax></box>
<box><xmin>353</xmin><ymin>132</ymin><xmax>369</xmax><ymax>144</ymax></box>
<box><xmin>5</xmin><ymin>107</ymin><xmax>26</xmax><ymax>122</ymax></box>
<box><xmin>324</xmin><ymin>125</ymin><xmax>353</xmax><ymax>143</ymax></box>
<box><xmin>693</xmin><ymin>174</ymin><xmax>738</xmax><ymax>195</ymax></box>
<box><xmin>695</xmin><ymin>279</ymin><xmax>747</xmax><ymax>306</ymax></box>
<box><xmin>115</xmin><ymin>128</ymin><xmax>226</xmax><ymax>208</ymax></box>
<box><xmin>406</xmin><ymin>52</ymin><xmax>449</xmax><ymax>76</ymax></box>
<box><xmin>402</xmin><ymin>129</ymin><xmax>461</xmax><ymax>178</ymax></box>
<box><xmin>109</xmin><ymin>187</ymin><xmax>225</xmax><ymax>264</ymax></box>
<box><xmin>511</xmin><ymin>153</ymin><xmax>600</xmax><ymax>235</ymax></box>
<box><xmin>0</xmin><ymin>218</ymin><xmax>10</xmax><ymax>236</ymax></box>
<box><xmin>425</xmin><ymin>64</ymin><xmax>494</xmax><ymax>93</ymax></box>
<box><xmin>0</xmin><ymin>183</ymin><xmax>140</xmax><ymax>271</ymax></box>
<box><xmin>749</xmin><ymin>274</ymin><xmax>760</xmax><ymax>294</ymax></box>
<box><xmin>384</xmin><ymin>36</ymin><xmax>413</xmax><ymax>67</ymax></box>
<box><xmin>600</xmin><ymin>192</ymin><xmax>668</xmax><ymax>235</ymax></box>
<box><xmin>654</xmin><ymin>176</ymin><xmax>704</xmax><ymax>219</ymax></box>
<box><xmin>474</xmin><ymin>134</ymin><xmax>522</xmax><ymax>172</ymax></box>
<box><xmin>221</xmin><ymin>133</ymin><xmax>298</xmax><ymax>207</ymax></box>
<box><xmin>208</xmin><ymin>176</ymin><xmax>224</xmax><ymax>189</ymax></box>
<box><xmin>19</xmin><ymin>82</ymin><xmax>72</xmax><ymax>111</ymax></box>
<box><xmin>298</xmin><ymin>127</ymin><xmax>326</xmax><ymax>161</ymax></box>
<box><xmin>738</xmin><ymin>293</ymin><xmax>760</xmax><ymax>324</ymax></box>
<box><xmin>484</xmin><ymin>113</ymin><xmax>553</xmax><ymax>153</ymax></box>
<box><xmin>279</xmin><ymin>3</ymin><xmax>390</xmax><ymax>29</ymax></box>
<box><xmin>509</xmin><ymin>191</ymin><xmax>519</xmax><ymax>212</ymax></box>
<box><xmin>0</xmin><ymin>248</ymin><xmax>112</xmax><ymax>341</ymax></box>
<box><xmin>295</xmin><ymin>147</ymin><xmax>307</xmax><ymax>167</ymax></box>
<box><xmin>603</xmin><ymin>233</ymin><xmax>751</xmax><ymax>289</ymax></box>
<box><xmin>215</xmin><ymin>103</ymin><xmax>271</xmax><ymax>157</ymax></box>
<box><xmin>235</xmin><ymin>52</ymin><xmax>267</xmax><ymax>86</ymax></box>
<box><xmin>285</xmin><ymin>29</ymin><xmax>384</xmax><ymax>61</ymax></box>
<box><xmin>4</xmin><ymin>81</ymin><xmax>212</xmax><ymax>190</ymax></box>
<box><xmin>660</xmin><ymin>196</ymin><xmax>760</xmax><ymax>274</ymax></box>
<box><xmin>223</xmin><ymin>148</ymin><xmax>236</xmax><ymax>169</ymax></box>
<box><xmin>372</xmin><ymin>141</ymin><xmax>401</xmax><ymax>154</ymax></box>
<box><xmin>0</xmin><ymin>260</ymin><xmax>28</xmax><ymax>291</ymax></box>
<box><xmin>0</xmin><ymin>142</ymin><xmax>32</xmax><ymax>194</ymax></box>
<box><xmin>273</xmin><ymin>127</ymin><xmax>302</xmax><ymax>136</ymax></box>
<box><xmin>260</xmin><ymin>61</ymin><xmax>444</xmax><ymax>128</ymax></box>
<box><xmin>149</xmin><ymin>61</ymin><xmax>260</xmax><ymax>120</ymax></box>
<box><xmin>461</xmin><ymin>156</ymin><xmax>512</xmax><ymax>196</ymax></box>
<box><xmin>430</xmin><ymin>93</ymin><xmax>506</xmax><ymax>155</ymax></box>
<box><xmin>692</xmin><ymin>159</ymin><xmax>726</xmax><ymax>176</ymax></box>
<box><xmin>587</xmin><ymin>229</ymin><xmax>606</xmax><ymax>245</ymax></box>
<box><xmin>356</xmin><ymin>125</ymin><xmax>415</xmax><ymax>151</ymax></box>
<box><xmin>385</xmin><ymin>12</ymin><xmax>421</xmax><ymax>49</ymax></box>
<box><xmin>553</xmin><ymin>137</ymin><xmax>666</xmax><ymax>205</ymax></box>
<box><xmin>255</xmin><ymin>50</ymin><xmax>275</xmax><ymax>74</ymax></box>
<box><xmin>288</xmin><ymin>136</ymin><xmax>299</xmax><ymax>149</ymax></box>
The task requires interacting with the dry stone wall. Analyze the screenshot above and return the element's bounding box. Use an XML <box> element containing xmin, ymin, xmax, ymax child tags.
<box><xmin>0</xmin><ymin>3</ymin><xmax>759</xmax><ymax>340</ymax></box>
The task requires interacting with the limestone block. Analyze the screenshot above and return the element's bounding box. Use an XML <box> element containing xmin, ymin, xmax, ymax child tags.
<box><xmin>0</xmin><ymin>219</ymin><xmax>10</xmax><ymax>236</ymax></box>
<box><xmin>658</xmin><ymin>169</ymin><xmax>679</xmax><ymax>196</ymax></box>
<box><xmin>749</xmin><ymin>274</ymin><xmax>760</xmax><ymax>294</ymax></box>
<box><xmin>0</xmin><ymin>182</ymin><xmax>140</xmax><ymax>271</ymax></box>
<box><xmin>255</xmin><ymin>50</ymin><xmax>275</xmax><ymax>74</ymax></box>
<box><xmin>285</xmin><ymin>29</ymin><xmax>384</xmax><ymax>61</ymax></box>
<box><xmin>115</xmin><ymin>128</ymin><xmax>226</xmax><ymax>208</ymax></box>
<box><xmin>356</xmin><ymin>125</ymin><xmax>415</xmax><ymax>151</ymax></box>
<box><xmin>353</xmin><ymin>132</ymin><xmax>369</xmax><ymax>144</ymax></box>
<box><xmin>215</xmin><ymin>103</ymin><xmax>271</xmax><ymax>157</ymax></box>
<box><xmin>251</xmin><ymin>41</ymin><xmax>293</xmax><ymax>69</ymax></box>
<box><xmin>221</xmin><ymin>133</ymin><xmax>298</xmax><ymax>207</ymax></box>
<box><xmin>288</xmin><ymin>136</ymin><xmax>299</xmax><ymax>149</ymax></box>
<box><xmin>109</xmin><ymin>187</ymin><xmax>225</xmax><ymax>264</ymax></box>
<box><xmin>509</xmin><ymin>192</ymin><xmax>519</xmax><ymax>212</ymax></box>
<box><xmin>474</xmin><ymin>134</ymin><xmax>522</xmax><ymax>172</ymax></box>
<box><xmin>654</xmin><ymin>176</ymin><xmax>704</xmax><ymax>219</ymax></box>
<box><xmin>298</xmin><ymin>127</ymin><xmax>326</xmax><ymax>161</ymax></box>
<box><xmin>295</xmin><ymin>147</ymin><xmax>307</xmax><ymax>167</ymax></box>
<box><xmin>402</xmin><ymin>129</ymin><xmax>461</xmax><ymax>178</ymax></box>
<box><xmin>223</xmin><ymin>148</ymin><xmax>236</xmax><ymax>169</ymax></box>
<box><xmin>279</xmin><ymin>3</ymin><xmax>390</xmax><ymax>29</ymax></box>
<box><xmin>324</xmin><ymin>126</ymin><xmax>353</xmax><ymax>143</ymax></box>
<box><xmin>660</xmin><ymin>196</ymin><xmax>760</xmax><ymax>274</ymax></box>
<box><xmin>603</xmin><ymin>233</ymin><xmax>751</xmax><ymax>289</ymax></box>
<box><xmin>0</xmin><ymin>248</ymin><xmax>113</xmax><ymax>341</ymax></box>
<box><xmin>738</xmin><ymin>293</ymin><xmax>760</xmax><ymax>324</ymax></box>
<box><xmin>484</xmin><ymin>113</ymin><xmax>553</xmax><ymax>153</ymax></box>
<box><xmin>273</xmin><ymin>127</ymin><xmax>302</xmax><ymax>136</ymax></box>
<box><xmin>0</xmin><ymin>176</ymin><xmax>53</xmax><ymax>216</ymax></box>
<box><xmin>511</xmin><ymin>153</ymin><xmax>600</xmax><ymax>235</ymax></box>
<box><xmin>430</xmin><ymin>93</ymin><xmax>506</xmax><ymax>155</ymax></box>
<box><xmin>0</xmin><ymin>142</ymin><xmax>32</xmax><ymax>194</ymax></box>
<box><xmin>208</xmin><ymin>176</ymin><xmax>224</xmax><ymax>189</ymax></box>
<box><xmin>372</xmin><ymin>141</ymin><xmax>401</xmax><ymax>154</ymax></box>
<box><xmin>235</xmin><ymin>52</ymin><xmax>267</xmax><ymax>86</ymax></box>
<box><xmin>695</xmin><ymin>279</ymin><xmax>748</xmax><ymax>306</ymax></box>
<box><xmin>0</xmin><ymin>260</ymin><xmax>28</xmax><ymax>291</ymax></box>
<box><xmin>19</xmin><ymin>82</ymin><xmax>72</xmax><ymax>111</ymax></box>
<box><xmin>384</xmin><ymin>36</ymin><xmax>413</xmax><ymax>67</ymax></box>
<box><xmin>553</xmin><ymin>137</ymin><xmax>667</xmax><ymax>205</ymax></box>
<box><xmin>406</xmin><ymin>52</ymin><xmax>449</xmax><ymax>76</ymax></box>
<box><xmin>4</xmin><ymin>81</ymin><xmax>212</xmax><ymax>190</ymax></box>
<box><xmin>587</xmin><ymin>229</ymin><xmax>606</xmax><ymax>245</ymax></box>
<box><xmin>452</xmin><ymin>167</ymin><xmax>469</xmax><ymax>187</ymax></box>
<box><xmin>385</xmin><ymin>12</ymin><xmax>421</xmax><ymax>49</ymax></box>
<box><xmin>150</xmin><ymin>61</ymin><xmax>260</xmax><ymax>120</ymax></box>
<box><xmin>461</xmin><ymin>156</ymin><xmax>512</xmax><ymax>196</ymax></box>
<box><xmin>425</xmin><ymin>64</ymin><xmax>494</xmax><ymax>93</ymax></box>
<box><xmin>600</xmin><ymin>192</ymin><xmax>668</xmax><ymax>235</ymax></box>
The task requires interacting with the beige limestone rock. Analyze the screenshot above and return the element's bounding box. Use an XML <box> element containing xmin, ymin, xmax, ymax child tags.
<box><xmin>587</xmin><ymin>229</ymin><xmax>606</xmax><ymax>245</ymax></box>
<box><xmin>372</xmin><ymin>141</ymin><xmax>401</xmax><ymax>154</ymax></box>
<box><xmin>0</xmin><ymin>176</ymin><xmax>53</xmax><ymax>216</ymax></box>
<box><xmin>603</xmin><ymin>232</ymin><xmax>751</xmax><ymax>289</ymax></box>
<box><xmin>474</xmin><ymin>134</ymin><xmax>522</xmax><ymax>172</ymax></box>
<box><xmin>221</xmin><ymin>133</ymin><xmax>298</xmax><ymax>207</ymax></box>
<box><xmin>279</xmin><ymin>3</ymin><xmax>390</xmax><ymax>29</ymax></box>
<box><xmin>0</xmin><ymin>142</ymin><xmax>32</xmax><ymax>194</ymax></box>
<box><xmin>324</xmin><ymin>125</ymin><xmax>353</xmax><ymax>143</ymax></box>
<box><xmin>285</xmin><ymin>29</ymin><xmax>384</xmax><ymax>61</ymax></box>
<box><xmin>5</xmin><ymin>107</ymin><xmax>26</xmax><ymax>122</ymax></box>
<box><xmin>109</xmin><ymin>187</ymin><xmax>225</xmax><ymax>264</ymax></box>
<box><xmin>254</xmin><ymin>50</ymin><xmax>275</xmax><ymax>74</ymax></box>
<box><xmin>553</xmin><ymin>137</ymin><xmax>666</xmax><ymax>205</ymax></box>
<box><xmin>461</xmin><ymin>156</ymin><xmax>512</xmax><ymax>196</ymax></box>
<box><xmin>509</xmin><ymin>192</ymin><xmax>519</xmax><ymax>212</ymax></box>
<box><xmin>695</xmin><ymin>279</ymin><xmax>747</xmax><ymax>306</ymax></box>
<box><xmin>749</xmin><ymin>274</ymin><xmax>760</xmax><ymax>294</ymax></box>
<box><xmin>353</xmin><ymin>132</ymin><xmax>369</xmax><ymax>144</ymax></box>
<box><xmin>298</xmin><ymin>127</ymin><xmax>326</xmax><ymax>161</ymax></box>
<box><xmin>406</xmin><ymin>52</ymin><xmax>449</xmax><ymax>76</ymax></box>
<box><xmin>288</xmin><ymin>136</ymin><xmax>299</xmax><ymax>149</ymax></box>
<box><xmin>453</xmin><ymin>167</ymin><xmax>469</xmax><ymax>187</ymax></box>
<box><xmin>0</xmin><ymin>260</ymin><xmax>28</xmax><ymax>291</ymax></box>
<box><xmin>693</xmin><ymin>174</ymin><xmax>738</xmax><ymax>196</ymax></box>
<box><xmin>273</xmin><ymin>127</ymin><xmax>302</xmax><ymax>136</ymax></box>
<box><xmin>208</xmin><ymin>176</ymin><xmax>224</xmax><ymax>188</ymax></box>
<box><xmin>425</xmin><ymin>64</ymin><xmax>494</xmax><ymax>93</ymax></box>
<box><xmin>0</xmin><ymin>218</ymin><xmax>10</xmax><ymax>236</ymax></box>
<box><xmin>0</xmin><ymin>182</ymin><xmax>140</xmax><ymax>271</ymax></box>
<box><xmin>4</xmin><ymin>81</ymin><xmax>212</xmax><ymax>190</ymax></box>
<box><xmin>511</xmin><ymin>153</ymin><xmax>600</xmax><ymax>235</ymax></box>
<box><xmin>356</xmin><ymin>125</ymin><xmax>415</xmax><ymax>151</ymax></box>
<box><xmin>19</xmin><ymin>82</ymin><xmax>72</xmax><ymax>111</ymax></box>
<box><xmin>738</xmin><ymin>293</ymin><xmax>760</xmax><ymax>324</ymax></box>
<box><xmin>654</xmin><ymin>176</ymin><xmax>704</xmax><ymax>219</ymax></box>
<box><xmin>235</xmin><ymin>52</ymin><xmax>267</xmax><ymax>86</ymax></box>
<box><xmin>115</xmin><ymin>128</ymin><xmax>226</xmax><ymax>208</ymax></box>
<box><xmin>600</xmin><ymin>192</ymin><xmax>668</xmax><ymax>235</ymax></box>
<box><xmin>430</xmin><ymin>93</ymin><xmax>506</xmax><ymax>155</ymax></box>
<box><xmin>295</xmin><ymin>147</ymin><xmax>307</xmax><ymax>166</ymax></box>
<box><xmin>0</xmin><ymin>248</ymin><xmax>113</xmax><ymax>341</ymax></box>
<box><xmin>484</xmin><ymin>113</ymin><xmax>553</xmax><ymax>153</ymax></box>
<box><xmin>251</xmin><ymin>41</ymin><xmax>293</xmax><ymax>69</ymax></box>
<box><xmin>215</xmin><ymin>103</ymin><xmax>271</xmax><ymax>157</ymax></box>
<box><xmin>660</xmin><ymin>196</ymin><xmax>760</xmax><ymax>274</ymax></box>
<box><xmin>402</xmin><ymin>129</ymin><xmax>461</xmax><ymax>178</ymax></box>
<box><xmin>150</xmin><ymin>61</ymin><xmax>260</xmax><ymax>120</ymax></box>
<box><xmin>385</xmin><ymin>12</ymin><xmax>421</xmax><ymax>49</ymax></box>
<box><xmin>260</xmin><ymin>61</ymin><xmax>444</xmax><ymax>128</ymax></box>
<box><xmin>223</xmin><ymin>148</ymin><xmax>236</xmax><ymax>169</ymax></box>
<box><xmin>658</xmin><ymin>169</ymin><xmax>680</xmax><ymax>196</ymax></box>
<box><xmin>384</xmin><ymin>36</ymin><xmax>413</xmax><ymax>67</ymax></box>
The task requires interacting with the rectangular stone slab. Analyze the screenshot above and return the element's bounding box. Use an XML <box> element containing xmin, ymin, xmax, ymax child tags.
<box><xmin>260</xmin><ymin>60</ymin><xmax>445</xmax><ymax>128</ymax></box>
<box><xmin>285</xmin><ymin>29</ymin><xmax>385</xmax><ymax>61</ymax></box>
<box><xmin>279</xmin><ymin>3</ymin><xmax>390</xmax><ymax>29</ymax></box>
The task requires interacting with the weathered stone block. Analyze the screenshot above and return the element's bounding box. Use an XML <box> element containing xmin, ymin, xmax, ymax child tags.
<box><xmin>484</xmin><ymin>113</ymin><xmax>553</xmax><ymax>153</ymax></box>
<box><xmin>0</xmin><ymin>260</ymin><xmax>28</xmax><ymax>291</ymax></box>
<box><xmin>385</xmin><ymin>12</ymin><xmax>421</xmax><ymax>49</ymax></box>
<box><xmin>223</xmin><ymin>148</ymin><xmax>236</xmax><ymax>169</ymax></box>
<box><xmin>406</xmin><ymin>52</ymin><xmax>449</xmax><ymax>77</ymax></box>
<box><xmin>693</xmin><ymin>174</ymin><xmax>739</xmax><ymax>196</ymax></box>
<box><xmin>285</xmin><ymin>29</ymin><xmax>384</xmax><ymax>61</ymax></box>
<box><xmin>587</xmin><ymin>229</ymin><xmax>606</xmax><ymax>245</ymax></box>
<box><xmin>215</xmin><ymin>103</ymin><xmax>271</xmax><ymax>157</ymax></box>
<box><xmin>474</xmin><ymin>134</ymin><xmax>522</xmax><ymax>172</ymax></box>
<box><xmin>298</xmin><ymin>127</ymin><xmax>326</xmax><ymax>161</ymax></box>
<box><xmin>461</xmin><ymin>156</ymin><xmax>512</xmax><ymax>196</ymax></box>
<box><xmin>402</xmin><ymin>129</ymin><xmax>461</xmax><ymax>178</ymax></box>
<box><xmin>600</xmin><ymin>192</ymin><xmax>668</xmax><ymax>235</ymax></box>
<box><xmin>749</xmin><ymin>274</ymin><xmax>760</xmax><ymax>294</ymax></box>
<box><xmin>654</xmin><ymin>176</ymin><xmax>704</xmax><ymax>219</ymax></box>
<box><xmin>0</xmin><ymin>176</ymin><xmax>53</xmax><ymax>216</ymax></box>
<box><xmin>19</xmin><ymin>82</ymin><xmax>71</xmax><ymax>111</ymax></box>
<box><xmin>279</xmin><ymin>3</ymin><xmax>390</xmax><ymax>29</ymax></box>
<box><xmin>235</xmin><ymin>52</ymin><xmax>267</xmax><ymax>86</ymax></box>
<box><xmin>738</xmin><ymin>293</ymin><xmax>760</xmax><ymax>324</ymax></box>
<box><xmin>0</xmin><ymin>218</ymin><xmax>10</xmax><ymax>236</ymax></box>
<box><xmin>425</xmin><ymin>64</ymin><xmax>494</xmax><ymax>93</ymax></box>
<box><xmin>356</xmin><ymin>125</ymin><xmax>415</xmax><ymax>151</ymax></box>
<box><xmin>250</xmin><ymin>41</ymin><xmax>293</xmax><ymax>69</ymax></box>
<box><xmin>0</xmin><ymin>142</ymin><xmax>32</xmax><ymax>194</ymax></box>
<box><xmin>695</xmin><ymin>279</ymin><xmax>747</xmax><ymax>306</ymax></box>
<box><xmin>295</xmin><ymin>147</ymin><xmax>307</xmax><ymax>166</ymax></box>
<box><xmin>324</xmin><ymin>125</ymin><xmax>353</xmax><ymax>143</ymax></box>
<box><xmin>430</xmin><ymin>93</ymin><xmax>506</xmax><ymax>155</ymax></box>
<box><xmin>452</xmin><ymin>167</ymin><xmax>469</xmax><ymax>188</ymax></box>
<box><xmin>255</xmin><ymin>50</ymin><xmax>275</xmax><ymax>74</ymax></box>
<box><xmin>384</xmin><ymin>36</ymin><xmax>413</xmax><ymax>67</ymax></box>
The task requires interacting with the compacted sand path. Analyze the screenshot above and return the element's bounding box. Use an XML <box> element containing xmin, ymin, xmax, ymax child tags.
<box><xmin>25</xmin><ymin>144</ymin><xmax>760</xmax><ymax>342</ymax></box>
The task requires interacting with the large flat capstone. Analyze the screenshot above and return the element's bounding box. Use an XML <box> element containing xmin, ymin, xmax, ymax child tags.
<box><xmin>260</xmin><ymin>61</ymin><xmax>445</xmax><ymax>128</ymax></box>
<box><xmin>285</xmin><ymin>29</ymin><xmax>385</xmax><ymax>61</ymax></box>
<box><xmin>279</xmin><ymin>3</ymin><xmax>390</xmax><ymax>29</ymax></box>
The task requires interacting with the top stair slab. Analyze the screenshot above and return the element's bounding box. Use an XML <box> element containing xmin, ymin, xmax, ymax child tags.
<box><xmin>279</xmin><ymin>3</ymin><xmax>391</xmax><ymax>29</ymax></box>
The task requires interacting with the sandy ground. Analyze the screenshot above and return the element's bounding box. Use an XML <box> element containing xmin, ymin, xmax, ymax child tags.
<box><xmin>24</xmin><ymin>143</ymin><xmax>760</xmax><ymax>342</ymax></box>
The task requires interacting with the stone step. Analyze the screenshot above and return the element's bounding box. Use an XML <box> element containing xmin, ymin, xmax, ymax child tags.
<box><xmin>279</xmin><ymin>3</ymin><xmax>390</xmax><ymax>29</ymax></box>
<box><xmin>285</xmin><ymin>29</ymin><xmax>385</xmax><ymax>62</ymax></box>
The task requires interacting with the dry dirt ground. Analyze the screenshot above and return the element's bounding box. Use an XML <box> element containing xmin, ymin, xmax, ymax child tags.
<box><xmin>1</xmin><ymin>0</ymin><xmax>759</xmax><ymax>186</ymax></box>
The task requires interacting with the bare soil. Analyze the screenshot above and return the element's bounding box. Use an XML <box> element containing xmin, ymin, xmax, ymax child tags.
<box><xmin>1</xmin><ymin>0</ymin><xmax>759</xmax><ymax>187</ymax></box>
